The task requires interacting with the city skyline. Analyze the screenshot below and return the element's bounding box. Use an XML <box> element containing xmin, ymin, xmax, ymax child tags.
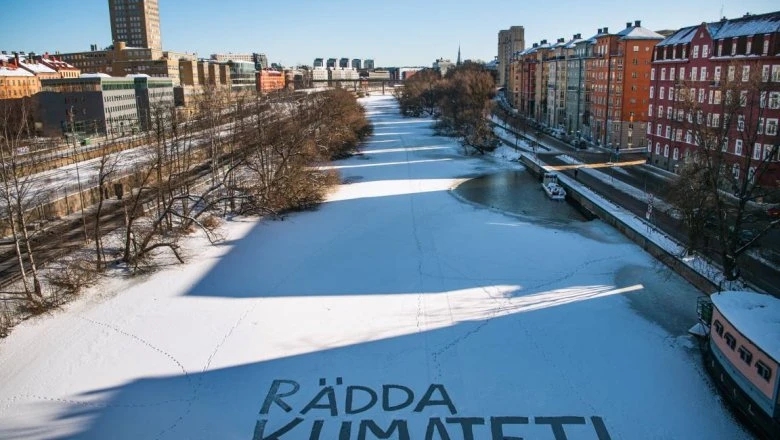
<box><xmin>0</xmin><ymin>0</ymin><xmax>778</xmax><ymax>67</ymax></box>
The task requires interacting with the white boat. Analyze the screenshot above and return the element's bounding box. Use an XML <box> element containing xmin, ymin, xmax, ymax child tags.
<box><xmin>542</xmin><ymin>172</ymin><xmax>566</xmax><ymax>200</ymax></box>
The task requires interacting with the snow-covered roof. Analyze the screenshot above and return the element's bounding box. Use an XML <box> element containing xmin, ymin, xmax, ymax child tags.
<box><xmin>80</xmin><ymin>73</ymin><xmax>112</xmax><ymax>78</ymax></box>
<box><xmin>708</xmin><ymin>11</ymin><xmax>780</xmax><ymax>39</ymax></box>
<box><xmin>0</xmin><ymin>67</ymin><xmax>34</xmax><ymax>77</ymax></box>
<box><xmin>657</xmin><ymin>26</ymin><xmax>698</xmax><ymax>47</ymax></box>
<box><xmin>711</xmin><ymin>291</ymin><xmax>780</xmax><ymax>362</ymax></box>
<box><xmin>659</xmin><ymin>12</ymin><xmax>780</xmax><ymax>47</ymax></box>
<box><xmin>617</xmin><ymin>26</ymin><xmax>665</xmax><ymax>40</ymax></box>
<box><xmin>126</xmin><ymin>73</ymin><xmax>151</xmax><ymax>78</ymax></box>
<box><xmin>19</xmin><ymin>61</ymin><xmax>56</xmax><ymax>74</ymax></box>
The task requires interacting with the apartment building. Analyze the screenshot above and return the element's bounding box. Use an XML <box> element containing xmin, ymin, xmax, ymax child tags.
<box><xmin>256</xmin><ymin>70</ymin><xmax>285</xmax><ymax>93</ymax></box>
<box><xmin>0</xmin><ymin>63</ymin><xmax>37</xmax><ymax>99</ymax></box>
<box><xmin>590</xmin><ymin>21</ymin><xmax>662</xmax><ymax>150</ymax></box>
<box><xmin>108</xmin><ymin>0</ymin><xmax>162</xmax><ymax>51</ymax></box>
<box><xmin>497</xmin><ymin>26</ymin><xmax>526</xmax><ymax>88</ymax></box>
<box><xmin>647</xmin><ymin>11</ymin><xmax>780</xmax><ymax>185</ymax></box>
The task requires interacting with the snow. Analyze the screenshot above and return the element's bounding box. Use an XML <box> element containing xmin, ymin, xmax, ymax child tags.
<box><xmin>0</xmin><ymin>67</ymin><xmax>33</xmax><ymax>77</ymax></box>
<box><xmin>0</xmin><ymin>96</ymin><xmax>751</xmax><ymax>439</ymax></box>
<box><xmin>711</xmin><ymin>291</ymin><xmax>780</xmax><ymax>362</ymax></box>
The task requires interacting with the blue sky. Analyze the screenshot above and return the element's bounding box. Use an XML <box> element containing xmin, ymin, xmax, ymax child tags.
<box><xmin>0</xmin><ymin>0</ymin><xmax>777</xmax><ymax>67</ymax></box>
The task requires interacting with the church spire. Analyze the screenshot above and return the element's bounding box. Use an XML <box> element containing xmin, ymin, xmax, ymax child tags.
<box><xmin>456</xmin><ymin>44</ymin><xmax>462</xmax><ymax>66</ymax></box>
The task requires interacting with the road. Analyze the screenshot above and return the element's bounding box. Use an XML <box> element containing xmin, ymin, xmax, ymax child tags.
<box><xmin>492</xmin><ymin>110</ymin><xmax>779</xmax><ymax>296</ymax></box>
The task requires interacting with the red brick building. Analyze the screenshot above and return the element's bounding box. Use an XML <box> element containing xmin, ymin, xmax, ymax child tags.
<box><xmin>256</xmin><ymin>69</ymin><xmax>285</xmax><ymax>94</ymax></box>
<box><xmin>590</xmin><ymin>21</ymin><xmax>663</xmax><ymax>150</ymax></box>
<box><xmin>647</xmin><ymin>12</ymin><xmax>780</xmax><ymax>186</ymax></box>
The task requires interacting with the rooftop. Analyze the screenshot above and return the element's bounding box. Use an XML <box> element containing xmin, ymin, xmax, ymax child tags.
<box><xmin>711</xmin><ymin>290</ymin><xmax>780</xmax><ymax>363</ymax></box>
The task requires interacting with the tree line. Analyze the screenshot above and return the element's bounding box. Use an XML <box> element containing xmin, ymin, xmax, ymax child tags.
<box><xmin>0</xmin><ymin>87</ymin><xmax>371</xmax><ymax>334</ymax></box>
<box><xmin>396</xmin><ymin>63</ymin><xmax>499</xmax><ymax>154</ymax></box>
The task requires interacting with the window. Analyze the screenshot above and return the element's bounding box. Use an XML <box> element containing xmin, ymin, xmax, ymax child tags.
<box><xmin>702</xmin><ymin>44</ymin><xmax>709</xmax><ymax>58</ymax></box>
<box><xmin>724</xmin><ymin>332</ymin><xmax>736</xmax><ymax>349</ymax></box>
<box><xmin>661</xmin><ymin>68</ymin><xmax>666</xmax><ymax>80</ymax></box>
<box><xmin>664</xmin><ymin>144</ymin><xmax>669</xmax><ymax>157</ymax></box>
<box><xmin>758</xmin><ymin>118</ymin><xmax>764</xmax><ymax>135</ymax></box>
<box><xmin>714</xmin><ymin>66</ymin><xmax>721</xmax><ymax>81</ymax></box>
<box><xmin>693</xmin><ymin>45</ymin><xmax>699</xmax><ymax>58</ymax></box>
<box><xmin>735</xmin><ymin>139</ymin><xmax>743</xmax><ymax>155</ymax></box>
<box><xmin>738</xmin><ymin>115</ymin><xmax>745</xmax><ymax>131</ymax></box>
<box><xmin>738</xmin><ymin>346</ymin><xmax>753</xmax><ymax>364</ymax></box>
<box><xmin>659</xmin><ymin>105</ymin><xmax>664</xmax><ymax>119</ymax></box>
<box><xmin>712</xmin><ymin>113</ymin><xmax>720</xmax><ymax>128</ymax></box>
<box><xmin>679</xmin><ymin>67</ymin><xmax>685</xmax><ymax>81</ymax></box>
<box><xmin>763</xmin><ymin>65</ymin><xmax>771</xmax><ymax>82</ymax></box>
<box><xmin>772</xmin><ymin>65</ymin><xmax>780</xmax><ymax>82</ymax></box>
<box><xmin>728</xmin><ymin>66</ymin><xmax>735</xmax><ymax>81</ymax></box>
<box><xmin>714</xmin><ymin>90</ymin><xmax>722</xmax><ymax>105</ymax></box>
<box><xmin>764</xmin><ymin>39</ymin><xmax>770</xmax><ymax>55</ymax></box>
<box><xmin>648</xmin><ymin>104</ymin><xmax>653</xmax><ymax>117</ymax></box>
<box><xmin>733</xmin><ymin>163</ymin><xmax>740</xmax><ymax>178</ymax></box>
<box><xmin>665</xmin><ymin>126</ymin><xmax>671</xmax><ymax>139</ymax></box>
<box><xmin>740</xmin><ymin>90</ymin><xmax>747</xmax><ymax>107</ymax></box>
<box><xmin>656</xmin><ymin>124</ymin><xmax>663</xmax><ymax>136</ymax></box>
<box><xmin>722</xmin><ymin>138</ymin><xmax>729</xmax><ymax>152</ymax></box>
<box><xmin>669</xmin><ymin>87</ymin><xmax>674</xmax><ymax>100</ymax></box>
<box><xmin>651</xmin><ymin>68</ymin><xmax>655</xmax><ymax>81</ymax></box>
<box><xmin>698</xmin><ymin>88</ymin><xmax>705</xmax><ymax>103</ymax></box>
<box><xmin>756</xmin><ymin>361</ymin><xmax>772</xmax><ymax>381</ymax></box>
<box><xmin>742</xmin><ymin>65</ymin><xmax>750</xmax><ymax>82</ymax></box>
<box><xmin>667</xmin><ymin>107</ymin><xmax>673</xmax><ymax>119</ymax></box>
<box><xmin>700</xmin><ymin>67</ymin><xmax>707</xmax><ymax>81</ymax></box>
<box><xmin>686</xmin><ymin>130</ymin><xmax>693</xmax><ymax>144</ymax></box>
<box><xmin>765</xmin><ymin>144</ymin><xmax>777</xmax><ymax>161</ymax></box>
<box><xmin>754</xmin><ymin>143</ymin><xmax>762</xmax><ymax>160</ymax></box>
<box><xmin>691</xmin><ymin>67</ymin><xmax>698</xmax><ymax>81</ymax></box>
<box><xmin>673</xmin><ymin>147</ymin><xmax>679</xmax><ymax>160</ymax></box>
<box><xmin>767</xmin><ymin>119</ymin><xmax>778</xmax><ymax>135</ymax></box>
<box><xmin>670</xmin><ymin>67</ymin><xmax>675</xmax><ymax>79</ymax></box>
<box><xmin>650</xmin><ymin>86</ymin><xmax>654</xmax><ymax>98</ymax></box>
<box><xmin>633</xmin><ymin>45</ymin><xmax>639</xmax><ymax>52</ymax></box>
<box><xmin>676</xmin><ymin>129</ymin><xmax>683</xmax><ymax>141</ymax></box>
<box><xmin>655</xmin><ymin>142</ymin><xmax>661</xmax><ymax>155</ymax></box>
<box><xmin>769</xmin><ymin>92</ymin><xmax>780</xmax><ymax>109</ymax></box>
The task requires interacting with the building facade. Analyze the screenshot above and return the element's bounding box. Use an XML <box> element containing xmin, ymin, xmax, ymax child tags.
<box><xmin>0</xmin><ymin>62</ymin><xmax>37</xmax><ymax>99</ymax></box>
<box><xmin>590</xmin><ymin>21</ymin><xmax>661</xmax><ymax>151</ymax></box>
<box><xmin>256</xmin><ymin>70</ymin><xmax>285</xmax><ymax>93</ymax></box>
<box><xmin>497</xmin><ymin>26</ymin><xmax>526</xmax><ymax>87</ymax></box>
<box><xmin>108</xmin><ymin>0</ymin><xmax>161</xmax><ymax>51</ymax></box>
<box><xmin>364</xmin><ymin>59</ymin><xmax>375</xmax><ymax>70</ymax></box>
<box><xmin>647</xmin><ymin>12</ymin><xmax>780</xmax><ymax>185</ymax></box>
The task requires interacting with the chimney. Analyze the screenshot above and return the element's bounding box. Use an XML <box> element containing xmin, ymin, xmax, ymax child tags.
<box><xmin>13</xmin><ymin>52</ymin><xmax>19</xmax><ymax>66</ymax></box>
<box><xmin>559</xmin><ymin>38</ymin><xmax>565</xmax><ymax>43</ymax></box>
<box><xmin>626</xmin><ymin>22</ymin><xmax>632</xmax><ymax>29</ymax></box>
<box><xmin>597</xmin><ymin>28</ymin><xmax>602</xmax><ymax>34</ymax></box>
<box><xmin>533</xmin><ymin>43</ymin><xmax>538</xmax><ymax>48</ymax></box>
<box><xmin>541</xmin><ymin>39</ymin><xmax>547</xmax><ymax>44</ymax></box>
<box><xmin>634</xmin><ymin>20</ymin><xmax>641</xmax><ymax>27</ymax></box>
<box><xmin>603</xmin><ymin>27</ymin><xmax>609</xmax><ymax>33</ymax></box>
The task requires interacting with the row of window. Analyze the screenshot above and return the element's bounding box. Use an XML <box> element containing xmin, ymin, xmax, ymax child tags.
<box><xmin>650</xmin><ymin>135</ymin><xmax>778</xmax><ymax>161</ymax></box>
<box><xmin>653</xmin><ymin>65</ymin><xmax>780</xmax><ymax>83</ymax></box>
<box><xmin>713</xmin><ymin>320</ymin><xmax>772</xmax><ymax>382</ymax></box>
<box><xmin>657</xmin><ymin>36</ymin><xmax>772</xmax><ymax>61</ymax></box>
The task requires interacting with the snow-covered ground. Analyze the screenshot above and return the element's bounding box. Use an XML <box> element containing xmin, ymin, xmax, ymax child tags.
<box><xmin>0</xmin><ymin>96</ymin><xmax>751</xmax><ymax>439</ymax></box>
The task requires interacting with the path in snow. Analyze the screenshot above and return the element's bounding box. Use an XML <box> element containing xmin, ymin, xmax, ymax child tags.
<box><xmin>0</xmin><ymin>96</ymin><xmax>751</xmax><ymax>439</ymax></box>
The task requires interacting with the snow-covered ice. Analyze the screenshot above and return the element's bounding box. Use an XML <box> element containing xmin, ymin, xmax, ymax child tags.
<box><xmin>0</xmin><ymin>96</ymin><xmax>752</xmax><ymax>439</ymax></box>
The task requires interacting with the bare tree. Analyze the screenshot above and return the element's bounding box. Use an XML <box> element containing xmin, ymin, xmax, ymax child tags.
<box><xmin>668</xmin><ymin>61</ymin><xmax>780</xmax><ymax>280</ymax></box>
<box><xmin>0</xmin><ymin>98</ymin><xmax>44</xmax><ymax>303</ymax></box>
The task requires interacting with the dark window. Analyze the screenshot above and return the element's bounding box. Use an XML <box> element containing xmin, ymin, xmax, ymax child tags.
<box><xmin>713</xmin><ymin>320</ymin><xmax>724</xmax><ymax>336</ymax></box>
<box><xmin>737</xmin><ymin>346</ymin><xmax>753</xmax><ymax>365</ymax></box>
<box><xmin>756</xmin><ymin>361</ymin><xmax>772</xmax><ymax>381</ymax></box>
<box><xmin>724</xmin><ymin>332</ymin><xmax>736</xmax><ymax>350</ymax></box>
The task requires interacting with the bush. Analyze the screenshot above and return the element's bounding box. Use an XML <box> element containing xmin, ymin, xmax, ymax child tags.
<box><xmin>46</xmin><ymin>257</ymin><xmax>98</xmax><ymax>298</ymax></box>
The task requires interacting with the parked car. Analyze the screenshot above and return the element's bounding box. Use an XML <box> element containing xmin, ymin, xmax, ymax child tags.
<box><xmin>768</xmin><ymin>207</ymin><xmax>780</xmax><ymax>218</ymax></box>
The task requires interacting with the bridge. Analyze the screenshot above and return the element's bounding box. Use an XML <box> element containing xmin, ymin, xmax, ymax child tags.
<box><xmin>310</xmin><ymin>78</ymin><xmax>403</xmax><ymax>94</ymax></box>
